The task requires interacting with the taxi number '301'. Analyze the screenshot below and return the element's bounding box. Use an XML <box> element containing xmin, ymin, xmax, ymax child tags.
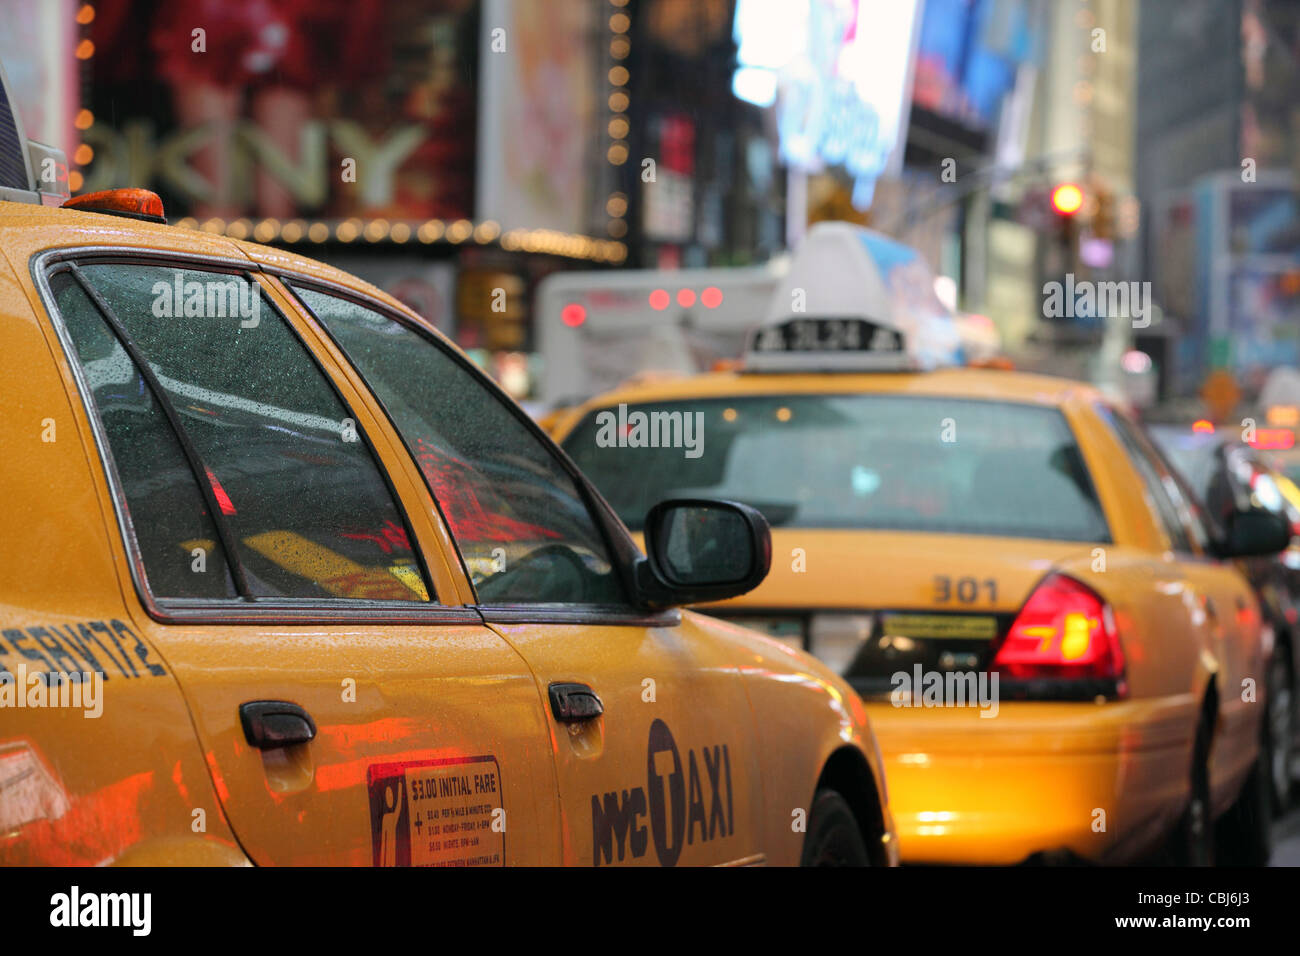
<box><xmin>933</xmin><ymin>576</ymin><xmax>998</xmax><ymax>604</ymax></box>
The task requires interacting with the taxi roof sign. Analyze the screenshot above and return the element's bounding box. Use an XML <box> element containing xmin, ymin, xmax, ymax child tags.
<box><xmin>746</xmin><ymin>317</ymin><xmax>911</xmax><ymax>372</ymax></box>
<box><xmin>744</xmin><ymin>221</ymin><xmax>962</xmax><ymax>372</ymax></box>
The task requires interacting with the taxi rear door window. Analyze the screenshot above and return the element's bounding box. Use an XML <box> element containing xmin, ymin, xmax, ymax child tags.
<box><xmin>50</xmin><ymin>272</ymin><xmax>238</xmax><ymax>599</ymax></box>
<box><xmin>50</xmin><ymin>261</ymin><xmax>433</xmax><ymax>604</ymax></box>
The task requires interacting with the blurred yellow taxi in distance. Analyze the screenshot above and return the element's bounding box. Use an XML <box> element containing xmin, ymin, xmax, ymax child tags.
<box><xmin>556</xmin><ymin>291</ymin><xmax>1286</xmax><ymax>866</ymax></box>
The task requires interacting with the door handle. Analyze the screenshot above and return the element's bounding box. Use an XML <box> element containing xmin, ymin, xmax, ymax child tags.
<box><xmin>548</xmin><ymin>682</ymin><xmax>603</xmax><ymax>723</ymax></box>
<box><xmin>239</xmin><ymin>700</ymin><xmax>317</xmax><ymax>750</ymax></box>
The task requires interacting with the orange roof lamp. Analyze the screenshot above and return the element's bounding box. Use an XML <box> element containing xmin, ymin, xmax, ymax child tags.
<box><xmin>62</xmin><ymin>188</ymin><xmax>166</xmax><ymax>224</ymax></box>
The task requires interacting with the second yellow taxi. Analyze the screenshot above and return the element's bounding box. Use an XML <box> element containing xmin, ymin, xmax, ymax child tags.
<box><xmin>554</xmin><ymin>227</ymin><xmax>1286</xmax><ymax>865</ymax></box>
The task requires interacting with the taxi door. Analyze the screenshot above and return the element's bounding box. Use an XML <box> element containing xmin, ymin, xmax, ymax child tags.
<box><xmin>37</xmin><ymin>254</ymin><xmax>561</xmax><ymax>866</ymax></box>
<box><xmin>272</xmin><ymin>280</ymin><xmax>764</xmax><ymax>867</ymax></box>
<box><xmin>488</xmin><ymin>616</ymin><xmax>764</xmax><ymax>867</ymax></box>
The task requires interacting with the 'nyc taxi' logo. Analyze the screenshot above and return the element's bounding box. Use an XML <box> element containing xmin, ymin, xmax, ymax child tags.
<box><xmin>591</xmin><ymin>719</ymin><xmax>734</xmax><ymax>866</ymax></box>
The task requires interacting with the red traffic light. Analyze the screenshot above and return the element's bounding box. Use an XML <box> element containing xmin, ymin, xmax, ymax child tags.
<box><xmin>1051</xmin><ymin>183</ymin><xmax>1084</xmax><ymax>216</ymax></box>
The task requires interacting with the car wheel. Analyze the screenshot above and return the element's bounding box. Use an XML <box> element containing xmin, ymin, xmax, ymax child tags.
<box><xmin>800</xmin><ymin>788</ymin><xmax>871</xmax><ymax>867</ymax></box>
<box><xmin>1215</xmin><ymin>733</ymin><xmax>1274</xmax><ymax>866</ymax></box>
<box><xmin>1169</xmin><ymin>709</ymin><xmax>1215</xmax><ymax>866</ymax></box>
<box><xmin>1264</xmin><ymin>647</ymin><xmax>1295</xmax><ymax>813</ymax></box>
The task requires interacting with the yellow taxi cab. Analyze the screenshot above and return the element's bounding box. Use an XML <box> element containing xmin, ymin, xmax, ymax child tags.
<box><xmin>0</xmin><ymin>107</ymin><xmax>895</xmax><ymax>865</ymax></box>
<box><xmin>553</xmin><ymin>225</ymin><xmax>1288</xmax><ymax>866</ymax></box>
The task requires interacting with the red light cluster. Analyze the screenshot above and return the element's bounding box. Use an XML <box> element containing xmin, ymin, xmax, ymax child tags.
<box><xmin>993</xmin><ymin>573</ymin><xmax>1125</xmax><ymax>689</ymax></box>
<box><xmin>1248</xmin><ymin>428</ymin><xmax>1296</xmax><ymax>450</ymax></box>
<box><xmin>648</xmin><ymin>287</ymin><xmax>723</xmax><ymax>311</ymax></box>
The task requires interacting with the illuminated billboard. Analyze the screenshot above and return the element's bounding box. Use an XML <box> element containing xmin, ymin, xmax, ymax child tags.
<box><xmin>732</xmin><ymin>0</ymin><xmax>921</xmax><ymax>208</ymax></box>
<box><xmin>83</xmin><ymin>0</ymin><xmax>478</xmax><ymax>222</ymax></box>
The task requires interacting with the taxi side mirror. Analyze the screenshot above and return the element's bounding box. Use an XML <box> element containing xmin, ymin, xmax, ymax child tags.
<box><xmin>1221</xmin><ymin>507</ymin><xmax>1292</xmax><ymax>558</ymax></box>
<box><xmin>634</xmin><ymin>499</ymin><xmax>772</xmax><ymax>609</ymax></box>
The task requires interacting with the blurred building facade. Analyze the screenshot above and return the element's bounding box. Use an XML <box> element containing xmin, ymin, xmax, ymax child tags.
<box><xmin>1138</xmin><ymin>0</ymin><xmax>1300</xmax><ymax>405</ymax></box>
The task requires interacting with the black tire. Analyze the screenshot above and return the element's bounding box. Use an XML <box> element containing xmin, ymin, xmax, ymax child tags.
<box><xmin>1264</xmin><ymin>647</ymin><xmax>1295</xmax><ymax>814</ymax></box>
<box><xmin>800</xmin><ymin>788</ymin><xmax>871</xmax><ymax>867</ymax></box>
<box><xmin>1215</xmin><ymin>734</ymin><xmax>1274</xmax><ymax>866</ymax></box>
<box><xmin>1169</xmin><ymin>708</ymin><xmax>1215</xmax><ymax>866</ymax></box>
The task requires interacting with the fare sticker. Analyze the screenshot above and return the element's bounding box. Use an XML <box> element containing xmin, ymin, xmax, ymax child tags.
<box><xmin>368</xmin><ymin>755</ymin><xmax>504</xmax><ymax>867</ymax></box>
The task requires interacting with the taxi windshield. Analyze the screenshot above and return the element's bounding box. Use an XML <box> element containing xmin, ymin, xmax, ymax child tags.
<box><xmin>565</xmin><ymin>394</ymin><xmax>1109</xmax><ymax>542</ymax></box>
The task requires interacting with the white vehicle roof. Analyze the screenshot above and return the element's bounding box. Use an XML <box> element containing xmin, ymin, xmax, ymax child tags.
<box><xmin>747</xmin><ymin>221</ymin><xmax>962</xmax><ymax>372</ymax></box>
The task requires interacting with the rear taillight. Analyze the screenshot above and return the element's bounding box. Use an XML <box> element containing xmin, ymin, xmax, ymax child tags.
<box><xmin>992</xmin><ymin>574</ymin><xmax>1126</xmax><ymax>694</ymax></box>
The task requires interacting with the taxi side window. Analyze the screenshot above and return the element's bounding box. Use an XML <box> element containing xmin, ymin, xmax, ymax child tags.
<box><xmin>51</xmin><ymin>262</ymin><xmax>433</xmax><ymax>604</ymax></box>
<box><xmin>1148</xmin><ymin>441</ymin><xmax>1217</xmax><ymax>554</ymax></box>
<box><xmin>50</xmin><ymin>273</ymin><xmax>238</xmax><ymax>599</ymax></box>
<box><xmin>1104</xmin><ymin>409</ymin><xmax>1196</xmax><ymax>553</ymax></box>
<box><xmin>290</xmin><ymin>285</ymin><xmax>628</xmax><ymax>607</ymax></box>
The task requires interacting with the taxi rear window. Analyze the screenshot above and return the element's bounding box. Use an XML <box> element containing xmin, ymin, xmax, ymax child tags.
<box><xmin>564</xmin><ymin>394</ymin><xmax>1111</xmax><ymax>543</ymax></box>
<box><xmin>46</xmin><ymin>261</ymin><xmax>433</xmax><ymax>605</ymax></box>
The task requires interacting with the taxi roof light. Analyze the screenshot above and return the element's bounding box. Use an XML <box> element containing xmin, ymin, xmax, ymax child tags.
<box><xmin>992</xmin><ymin>574</ymin><xmax>1126</xmax><ymax>693</ymax></box>
<box><xmin>62</xmin><ymin>188</ymin><xmax>167</xmax><ymax>224</ymax></box>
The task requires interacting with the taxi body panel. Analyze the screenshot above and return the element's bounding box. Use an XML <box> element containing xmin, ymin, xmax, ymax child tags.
<box><xmin>556</xmin><ymin>367</ymin><xmax>1269</xmax><ymax>863</ymax></box>
<box><xmin>864</xmin><ymin>698</ymin><xmax>1190</xmax><ymax>864</ymax></box>
<box><xmin>0</xmin><ymin>217</ymin><xmax>249</xmax><ymax>864</ymax></box>
<box><xmin>0</xmin><ymin>201</ymin><xmax>892</xmax><ymax>866</ymax></box>
<box><xmin>702</xmin><ymin>612</ymin><xmax>896</xmax><ymax>866</ymax></box>
<box><xmin>487</xmin><ymin>610</ymin><xmax>895</xmax><ymax>867</ymax></box>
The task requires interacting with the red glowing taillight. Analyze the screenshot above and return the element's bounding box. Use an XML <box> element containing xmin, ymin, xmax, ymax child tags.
<box><xmin>992</xmin><ymin>574</ymin><xmax>1125</xmax><ymax>690</ymax></box>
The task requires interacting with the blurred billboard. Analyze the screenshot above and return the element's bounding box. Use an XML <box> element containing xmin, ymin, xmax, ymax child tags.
<box><xmin>475</xmin><ymin>0</ymin><xmax>596</xmax><ymax>235</ymax></box>
<box><xmin>84</xmin><ymin>0</ymin><xmax>479</xmax><ymax>222</ymax></box>
<box><xmin>732</xmin><ymin>0</ymin><xmax>922</xmax><ymax>209</ymax></box>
